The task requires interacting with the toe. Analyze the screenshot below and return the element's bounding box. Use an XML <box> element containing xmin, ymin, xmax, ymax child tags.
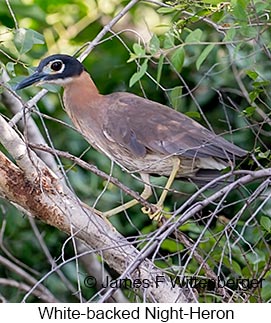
<box><xmin>141</xmin><ymin>204</ymin><xmax>163</xmax><ymax>222</ymax></box>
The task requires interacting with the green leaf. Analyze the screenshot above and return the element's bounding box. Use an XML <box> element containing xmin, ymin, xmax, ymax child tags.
<box><xmin>129</xmin><ymin>59</ymin><xmax>148</xmax><ymax>87</ymax></box>
<box><xmin>260</xmin><ymin>216</ymin><xmax>271</xmax><ymax>232</ymax></box>
<box><xmin>170</xmin><ymin>47</ymin><xmax>185</xmax><ymax>72</ymax></box>
<box><xmin>128</xmin><ymin>43</ymin><xmax>146</xmax><ymax>63</ymax></box>
<box><xmin>157</xmin><ymin>7</ymin><xmax>175</xmax><ymax>14</ymax></box>
<box><xmin>196</xmin><ymin>44</ymin><xmax>215</xmax><ymax>70</ymax></box>
<box><xmin>42</xmin><ymin>83</ymin><xmax>61</xmax><ymax>93</ymax></box>
<box><xmin>14</xmin><ymin>28</ymin><xmax>44</xmax><ymax>54</ymax></box>
<box><xmin>242</xmin><ymin>106</ymin><xmax>256</xmax><ymax>117</ymax></box>
<box><xmin>185</xmin><ymin>28</ymin><xmax>203</xmax><ymax>43</ymax></box>
<box><xmin>253</xmin><ymin>80</ymin><xmax>270</xmax><ymax>88</ymax></box>
<box><xmin>202</xmin><ymin>0</ymin><xmax>226</xmax><ymax>4</ymax></box>
<box><xmin>258</xmin><ymin>150</ymin><xmax>270</xmax><ymax>159</ymax></box>
<box><xmin>163</xmin><ymin>31</ymin><xmax>175</xmax><ymax>49</ymax></box>
<box><xmin>233</xmin><ymin>0</ymin><xmax>248</xmax><ymax>21</ymax></box>
<box><xmin>6</xmin><ymin>62</ymin><xmax>16</xmax><ymax>77</ymax></box>
<box><xmin>133</xmin><ymin>43</ymin><xmax>145</xmax><ymax>56</ymax></box>
<box><xmin>185</xmin><ymin>111</ymin><xmax>201</xmax><ymax>121</ymax></box>
<box><xmin>255</xmin><ymin>1</ymin><xmax>269</xmax><ymax>15</ymax></box>
<box><xmin>156</xmin><ymin>55</ymin><xmax>164</xmax><ymax>85</ymax></box>
<box><xmin>262</xmin><ymin>281</ymin><xmax>271</xmax><ymax>301</ymax></box>
<box><xmin>149</xmin><ymin>34</ymin><xmax>160</xmax><ymax>54</ymax></box>
<box><xmin>249</xmin><ymin>89</ymin><xmax>263</xmax><ymax>102</ymax></box>
<box><xmin>246</xmin><ymin>249</ymin><xmax>266</xmax><ymax>265</ymax></box>
<box><xmin>231</xmin><ymin>261</ymin><xmax>242</xmax><ymax>276</ymax></box>
<box><xmin>224</xmin><ymin>27</ymin><xmax>236</xmax><ymax>42</ymax></box>
<box><xmin>246</xmin><ymin>70</ymin><xmax>259</xmax><ymax>80</ymax></box>
<box><xmin>161</xmin><ymin>238</ymin><xmax>183</xmax><ymax>252</ymax></box>
<box><xmin>169</xmin><ymin>86</ymin><xmax>183</xmax><ymax>110</ymax></box>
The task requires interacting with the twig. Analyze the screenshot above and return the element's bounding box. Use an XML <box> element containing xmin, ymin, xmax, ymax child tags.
<box><xmin>172</xmin><ymin>230</ymin><xmax>231</xmax><ymax>301</ymax></box>
<box><xmin>5</xmin><ymin>0</ymin><xmax>18</xmax><ymax>29</ymax></box>
<box><xmin>29</xmin><ymin>143</ymin><xmax>154</xmax><ymax>211</ymax></box>
<box><xmin>8</xmin><ymin>89</ymin><xmax>48</xmax><ymax>127</ymax></box>
<box><xmin>98</xmin><ymin>168</ymin><xmax>271</xmax><ymax>302</ymax></box>
<box><xmin>0</xmin><ymin>115</ymin><xmax>189</xmax><ymax>303</ymax></box>
<box><xmin>78</xmin><ymin>0</ymin><xmax>140</xmax><ymax>62</ymax></box>
<box><xmin>0</xmin><ymin>278</ymin><xmax>57</xmax><ymax>302</ymax></box>
<box><xmin>7</xmin><ymin>0</ymin><xmax>140</xmax><ymax>135</ymax></box>
<box><xmin>0</xmin><ymin>255</ymin><xmax>58</xmax><ymax>302</ymax></box>
<box><xmin>1</xmin><ymin>69</ymin><xmax>61</xmax><ymax>175</ymax></box>
<box><xmin>76</xmin><ymin>242</ymin><xmax>129</xmax><ymax>302</ymax></box>
<box><xmin>28</xmin><ymin>217</ymin><xmax>83</xmax><ymax>300</ymax></box>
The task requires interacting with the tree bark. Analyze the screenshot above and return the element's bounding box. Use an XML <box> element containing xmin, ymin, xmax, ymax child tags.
<box><xmin>0</xmin><ymin>111</ymin><xmax>193</xmax><ymax>303</ymax></box>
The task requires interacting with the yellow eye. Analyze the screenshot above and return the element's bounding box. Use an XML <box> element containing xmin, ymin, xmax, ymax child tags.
<box><xmin>51</xmin><ymin>61</ymin><xmax>63</xmax><ymax>71</ymax></box>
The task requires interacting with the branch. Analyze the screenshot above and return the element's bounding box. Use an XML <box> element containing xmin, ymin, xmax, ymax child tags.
<box><xmin>29</xmin><ymin>143</ymin><xmax>154</xmax><ymax>211</ymax></box>
<box><xmin>174</xmin><ymin>168</ymin><xmax>271</xmax><ymax>225</ymax></box>
<box><xmin>0</xmin><ymin>255</ymin><xmax>57</xmax><ymax>302</ymax></box>
<box><xmin>0</xmin><ymin>278</ymin><xmax>55</xmax><ymax>303</ymax></box>
<box><xmin>144</xmin><ymin>168</ymin><xmax>271</xmax><ymax>261</ymax></box>
<box><xmin>0</xmin><ymin>68</ymin><xmax>62</xmax><ymax>177</ymax></box>
<box><xmin>0</xmin><ymin>113</ymin><xmax>61</xmax><ymax>193</ymax></box>
<box><xmin>78</xmin><ymin>0</ymin><xmax>140</xmax><ymax>61</ymax></box>
<box><xmin>75</xmin><ymin>242</ymin><xmax>129</xmax><ymax>303</ymax></box>
<box><xmin>2</xmin><ymin>0</ymin><xmax>141</xmax><ymax>157</ymax></box>
<box><xmin>0</xmin><ymin>108</ymin><xmax>192</xmax><ymax>303</ymax></box>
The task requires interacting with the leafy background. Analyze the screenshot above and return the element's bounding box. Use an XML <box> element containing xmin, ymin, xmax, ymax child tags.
<box><xmin>0</xmin><ymin>0</ymin><xmax>271</xmax><ymax>302</ymax></box>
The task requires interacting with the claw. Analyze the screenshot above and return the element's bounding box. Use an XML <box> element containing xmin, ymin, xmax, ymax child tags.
<box><xmin>141</xmin><ymin>204</ymin><xmax>164</xmax><ymax>222</ymax></box>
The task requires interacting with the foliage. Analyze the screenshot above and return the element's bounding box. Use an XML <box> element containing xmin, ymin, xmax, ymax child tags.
<box><xmin>0</xmin><ymin>0</ymin><xmax>271</xmax><ymax>303</ymax></box>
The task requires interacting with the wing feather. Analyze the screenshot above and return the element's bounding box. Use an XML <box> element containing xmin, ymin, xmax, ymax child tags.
<box><xmin>103</xmin><ymin>92</ymin><xmax>246</xmax><ymax>160</ymax></box>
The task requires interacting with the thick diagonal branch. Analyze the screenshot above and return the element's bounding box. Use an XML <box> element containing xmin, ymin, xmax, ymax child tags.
<box><xmin>0</xmin><ymin>112</ymin><xmax>192</xmax><ymax>303</ymax></box>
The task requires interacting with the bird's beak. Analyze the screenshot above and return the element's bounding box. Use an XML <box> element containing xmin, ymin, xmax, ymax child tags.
<box><xmin>15</xmin><ymin>71</ymin><xmax>46</xmax><ymax>90</ymax></box>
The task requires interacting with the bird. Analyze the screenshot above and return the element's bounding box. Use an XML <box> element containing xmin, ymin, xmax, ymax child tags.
<box><xmin>15</xmin><ymin>54</ymin><xmax>247</xmax><ymax>220</ymax></box>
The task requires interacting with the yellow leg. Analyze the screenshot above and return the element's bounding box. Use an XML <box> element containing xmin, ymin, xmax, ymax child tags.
<box><xmin>104</xmin><ymin>173</ymin><xmax>152</xmax><ymax>218</ymax></box>
<box><xmin>142</xmin><ymin>158</ymin><xmax>180</xmax><ymax>221</ymax></box>
<box><xmin>104</xmin><ymin>159</ymin><xmax>180</xmax><ymax>221</ymax></box>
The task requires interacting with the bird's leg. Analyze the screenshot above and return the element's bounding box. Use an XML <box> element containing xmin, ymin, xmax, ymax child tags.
<box><xmin>142</xmin><ymin>158</ymin><xmax>180</xmax><ymax>221</ymax></box>
<box><xmin>104</xmin><ymin>173</ymin><xmax>152</xmax><ymax>218</ymax></box>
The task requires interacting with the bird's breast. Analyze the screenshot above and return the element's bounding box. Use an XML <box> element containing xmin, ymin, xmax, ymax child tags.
<box><xmin>104</xmin><ymin>148</ymin><xmax>201</xmax><ymax>178</ymax></box>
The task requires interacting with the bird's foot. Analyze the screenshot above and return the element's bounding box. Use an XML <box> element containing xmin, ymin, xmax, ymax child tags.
<box><xmin>141</xmin><ymin>204</ymin><xmax>164</xmax><ymax>222</ymax></box>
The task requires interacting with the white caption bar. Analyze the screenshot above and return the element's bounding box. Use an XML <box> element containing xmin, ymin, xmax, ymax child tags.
<box><xmin>1</xmin><ymin>303</ymin><xmax>269</xmax><ymax>322</ymax></box>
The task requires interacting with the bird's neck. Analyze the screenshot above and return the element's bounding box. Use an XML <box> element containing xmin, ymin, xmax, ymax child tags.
<box><xmin>63</xmin><ymin>71</ymin><xmax>100</xmax><ymax>99</ymax></box>
<box><xmin>62</xmin><ymin>71</ymin><xmax>107</xmax><ymax>149</ymax></box>
<box><xmin>62</xmin><ymin>70</ymin><xmax>102</xmax><ymax>119</ymax></box>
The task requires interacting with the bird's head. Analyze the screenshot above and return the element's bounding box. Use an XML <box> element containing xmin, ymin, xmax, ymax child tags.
<box><xmin>15</xmin><ymin>54</ymin><xmax>84</xmax><ymax>90</ymax></box>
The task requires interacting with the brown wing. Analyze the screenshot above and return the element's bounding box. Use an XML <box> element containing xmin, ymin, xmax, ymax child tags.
<box><xmin>103</xmin><ymin>92</ymin><xmax>247</xmax><ymax>160</ymax></box>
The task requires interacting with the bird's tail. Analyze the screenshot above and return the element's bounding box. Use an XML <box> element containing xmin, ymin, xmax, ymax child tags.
<box><xmin>189</xmin><ymin>169</ymin><xmax>234</xmax><ymax>187</ymax></box>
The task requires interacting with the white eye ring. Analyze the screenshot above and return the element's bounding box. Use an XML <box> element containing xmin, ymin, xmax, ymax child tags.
<box><xmin>43</xmin><ymin>60</ymin><xmax>65</xmax><ymax>74</ymax></box>
<box><xmin>50</xmin><ymin>60</ymin><xmax>63</xmax><ymax>72</ymax></box>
